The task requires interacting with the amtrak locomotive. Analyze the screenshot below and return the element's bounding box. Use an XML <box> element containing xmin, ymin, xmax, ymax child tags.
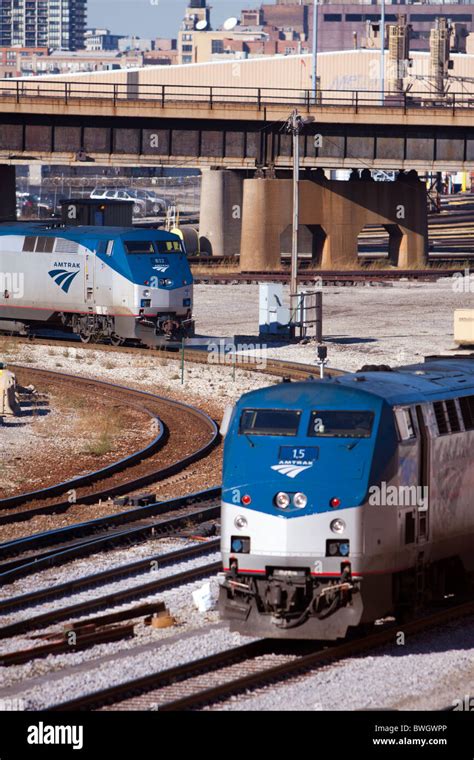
<box><xmin>0</xmin><ymin>224</ymin><xmax>193</xmax><ymax>345</ymax></box>
<box><xmin>219</xmin><ymin>357</ymin><xmax>474</xmax><ymax>639</ymax></box>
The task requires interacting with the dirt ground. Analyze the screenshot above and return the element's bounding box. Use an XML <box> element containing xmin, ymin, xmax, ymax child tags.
<box><xmin>193</xmin><ymin>277</ymin><xmax>474</xmax><ymax>370</ymax></box>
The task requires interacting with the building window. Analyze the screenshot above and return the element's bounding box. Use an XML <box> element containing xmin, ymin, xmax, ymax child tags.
<box><xmin>323</xmin><ymin>14</ymin><xmax>342</xmax><ymax>22</ymax></box>
<box><xmin>182</xmin><ymin>44</ymin><xmax>192</xmax><ymax>52</ymax></box>
<box><xmin>211</xmin><ymin>39</ymin><xmax>223</xmax><ymax>54</ymax></box>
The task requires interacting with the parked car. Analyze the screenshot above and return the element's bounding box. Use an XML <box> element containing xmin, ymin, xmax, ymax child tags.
<box><xmin>17</xmin><ymin>193</ymin><xmax>55</xmax><ymax>219</ymax></box>
<box><xmin>90</xmin><ymin>188</ymin><xmax>146</xmax><ymax>216</ymax></box>
<box><xmin>130</xmin><ymin>189</ymin><xmax>168</xmax><ymax>216</ymax></box>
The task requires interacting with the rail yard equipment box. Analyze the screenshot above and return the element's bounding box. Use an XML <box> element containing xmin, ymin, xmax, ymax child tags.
<box><xmin>454</xmin><ymin>309</ymin><xmax>474</xmax><ymax>346</ymax></box>
<box><xmin>60</xmin><ymin>199</ymin><xmax>133</xmax><ymax>227</ymax></box>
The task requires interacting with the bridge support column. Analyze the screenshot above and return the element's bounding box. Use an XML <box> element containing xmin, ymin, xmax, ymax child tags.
<box><xmin>240</xmin><ymin>174</ymin><xmax>428</xmax><ymax>271</ymax></box>
<box><xmin>199</xmin><ymin>169</ymin><xmax>243</xmax><ymax>257</ymax></box>
<box><xmin>0</xmin><ymin>166</ymin><xmax>16</xmax><ymax>222</ymax></box>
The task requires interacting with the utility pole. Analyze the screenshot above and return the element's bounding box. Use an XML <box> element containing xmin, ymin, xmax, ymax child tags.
<box><xmin>380</xmin><ymin>0</ymin><xmax>386</xmax><ymax>103</ymax></box>
<box><xmin>289</xmin><ymin>109</ymin><xmax>300</xmax><ymax>302</ymax></box>
<box><xmin>286</xmin><ymin>110</ymin><xmax>314</xmax><ymax>330</ymax></box>
<box><xmin>312</xmin><ymin>0</ymin><xmax>318</xmax><ymax>102</ymax></box>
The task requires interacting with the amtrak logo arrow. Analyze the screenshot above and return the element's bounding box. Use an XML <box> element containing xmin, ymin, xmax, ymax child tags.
<box><xmin>271</xmin><ymin>463</ymin><xmax>313</xmax><ymax>478</ymax></box>
<box><xmin>48</xmin><ymin>268</ymin><xmax>80</xmax><ymax>293</ymax></box>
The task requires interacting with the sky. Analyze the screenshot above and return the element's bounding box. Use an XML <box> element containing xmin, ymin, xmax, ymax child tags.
<box><xmin>87</xmin><ymin>0</ymin><xmax>253</xmax><ymax>38</ymax></box>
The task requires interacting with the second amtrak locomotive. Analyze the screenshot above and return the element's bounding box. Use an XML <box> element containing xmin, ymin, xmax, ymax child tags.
<box><xmin>0</xmin><ymin>223</ymin><xmax>193</xmax><ymax>346</ymax></box>
<box><xmin>219</xmin><ymin>358</ymin><xmax>474</xmax><ymax>639</ymax></box>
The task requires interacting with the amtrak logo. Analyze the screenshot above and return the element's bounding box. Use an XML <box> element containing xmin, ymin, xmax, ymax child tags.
<box><xmin>152</xmin><ymin>264</ymin><xmax>169</xmax><ymax>273</ymax></box>
<box><xmin>48</xmin><ymin>268</ymin><xmax>80</xmax><ymax>293</ymax></box>
<box><xmin>271</xmin><ymin>463</ymin><xmax>313</xmax><ymax>478</ymax></box>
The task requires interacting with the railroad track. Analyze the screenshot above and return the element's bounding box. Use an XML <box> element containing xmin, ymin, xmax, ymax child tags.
<box><xmin>0</xmin><ymin>367</ymin><xmax>219</xmax><ymax>525</ymax></box>
<box><xmin>0</xmin><ymin>488</ymin><xmax>221</xmax><ymax>582</ymax></box>
<box><xmin>190</xmin><ymin>267</ymin><xmax>472</xmax><ymax>285</ymax></box>
<box><xmin>48</xmin><ymin>598</ymin><xmax>474</xmax><ymax>712</ymax></box>
<box><xmin>0</xmin><ymin>337</ymin><xmax>339</xmax><ymax>383</ymax></box>
<box><xmin>0</xmin><ymin>540</ymin><xmax>221</xmax><ymax>641</ymax></box>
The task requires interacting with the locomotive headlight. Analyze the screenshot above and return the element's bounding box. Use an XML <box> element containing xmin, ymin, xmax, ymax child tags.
<box><xmin>143</xmin><ymin>289</ymin><xmax>151</xmax><ymax>298</ymax></box>
<box><xmin>275</xmin><ymin>492</ymin><xmax>290</xmax><ymax>509</ymax></box>
<box><xmin>234</xmin><ymin>515</ymin><xmax>248</xmax><ymax>530</ymax></box>
<box><xmin>293</xmin><ymin>492</ymin><xmax>307</xmax><ymax>509</ymax></box>
<box><xmin>330</xmin><ymin>518</ymin><xmax>346</xmax><ymax>534</ymax></box>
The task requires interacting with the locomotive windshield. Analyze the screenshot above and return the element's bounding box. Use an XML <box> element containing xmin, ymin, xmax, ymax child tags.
<box><xmin>308</xmin><ymin>410</ymin><xmax>374</xmax><ymax>438</ymax></box>
<box><xmin>156</xmin><ymin>240</ymin><xmax>184</xmax><ymax>253</ymax></box>
<box><xmin>239</xmin><ymin>409</ymin><xmax>301</xmax><ymax>436</ymax></box>
<box><xmin>124</xmin><ymin>241</ymin><xmax>155</xmax><ymax>254</ymax></box>
<box><xmin>124</xmin><ymin>240</ymin><xmax>184</xmax><ymax>255</ymax></box>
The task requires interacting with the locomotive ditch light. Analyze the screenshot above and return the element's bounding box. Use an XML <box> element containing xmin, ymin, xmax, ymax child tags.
<box><xmin>234</xmin><ymin>515</ymin><xmax>248</xmax><ymax>529</ymax></box>
<box><xmin>143</xmin><ymin>289</ymin><xmax>151</xmax><ymax>298</ymax></box>
<box><xmin>293</xmin><ymin>492</ymin><xmax>307</xmax><ymax>509</ymax></box>
<box><xmin>330</xmin><ymin>518</ymin><xmax>346</xmax><ymax>534</ymax></box>
<box><xmin>330</xmin><ymin>497</ymin><xmax>341</xmax><ymax>508</ymax></box>
<box><xmin>275</xmin><ymin>492</ymin><xmax>290</xmax><ymax>509</ymax></box>
<box><xmin>241</xmin><ymin>494</ymin><xmax>252</xmax><ymax>506</ymax></box>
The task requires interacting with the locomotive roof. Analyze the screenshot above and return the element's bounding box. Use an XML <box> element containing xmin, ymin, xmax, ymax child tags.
<box><xmin>0</xmin><ymin>223</ymin><xmax>180</xmax><ymax>240</ymax></box>
<box><xmin>239</xmin><ymin>357</ymin><xmax>474</xmax><ymax>408</ymax></box>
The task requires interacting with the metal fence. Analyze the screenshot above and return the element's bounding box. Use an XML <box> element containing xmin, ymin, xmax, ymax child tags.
<box><xmin>0</xmin><ymin>79</ymin><xmax>473</xmax><ymax>113</ymax></box>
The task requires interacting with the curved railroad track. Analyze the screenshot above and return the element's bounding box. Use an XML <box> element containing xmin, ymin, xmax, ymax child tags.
<box><xmin>0</xmin><ymin>337</ymin><xmax>340</xmax><ymax>383</ymax></box>
<box><xmin>0</xmin><ymin>367</ymin><xmax>219</xmax><ymax>526</ymax></box>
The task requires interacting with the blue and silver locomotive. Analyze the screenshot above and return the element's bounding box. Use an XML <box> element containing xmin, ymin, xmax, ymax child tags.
<box><xmin>219</xmin><ymin>357</ymin><xmax>474</xmax><ymax>639</ymax></box>
<box><xmin>0</xmin><ymin>223</ymin><xmax>193</xmax><ymax>345</ymax></box>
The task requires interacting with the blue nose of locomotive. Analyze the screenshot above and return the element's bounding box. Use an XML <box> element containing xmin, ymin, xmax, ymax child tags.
<box><xmin>222</xmin><ymin>381</ymin><xmax>383</xmax><ymax>518</ymax></box>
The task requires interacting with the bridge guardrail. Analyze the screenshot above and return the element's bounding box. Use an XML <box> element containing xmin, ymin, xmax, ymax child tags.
<box><xmin>0</xmin><ymin>80</ymin><xmax>473</xmax><ymax>113</ymax></box>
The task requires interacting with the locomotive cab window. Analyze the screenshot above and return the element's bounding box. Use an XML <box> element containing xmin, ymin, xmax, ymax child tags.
<box><xmin>156</xmin><ymin>240</ymin><xmax>183</xmax><ymax>254</ymax></box>
<box><xmin>97</xmin><ymin>240</ymin><xmax>115</xmax><ymax>256</ymax></box>
<box><xmin>394</xmin><ymin>407</ymin><xmax>416</xmax><ymax>441</ymax></box>
<box><xmin>124</xmin><ymin>240</ymin><xmax>155</xmax><ymax>255</ymax></box>
<box><xmin>307</xmin><ymin>410</ymin><xmax>374</xmax><ymax>438</ymax></box>
<box><xmin>239</xmin><ymin>409</ymin><xmax>301</xmax><ymax>436</ymax></box>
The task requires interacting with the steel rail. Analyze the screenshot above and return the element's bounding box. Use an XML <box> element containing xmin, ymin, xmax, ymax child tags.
<box><xmin>0</xmin><ymin>537</ymin><xmax>220</xmax><ymax>613</ymax></box>
<box><xmin>0</xmin><ymin>557</ymin><xmax>221</xmax><ymax>640</ymax></box>
<box><xmin>0</xmin><ymin>367</ymin><xmax>219</xmax><ymax>524</ymax></box>
<box><xmin>0</xmin><ymin>400</ymin><xmax>166</xmax><ymax>511</ymax></box>
<box><xmin>0</xmin><ymin>499</ymin><xmax>221</xmax><ymax>583</ymax></box>
<box><xmin>48</xmin><ymin>598</ymin><xmax>474</xmax><ymax>712</ymax></box>
<box><xmin>0</xmin><ymin>486</ymin><xmax>220</xmax><ymax>559</ymax></box>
